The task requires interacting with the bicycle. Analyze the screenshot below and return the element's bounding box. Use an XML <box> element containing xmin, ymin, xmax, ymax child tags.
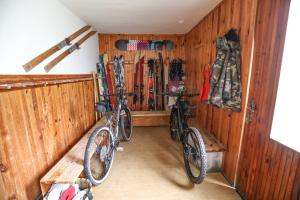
<box><xmin>84</xmin><ymin>90</ymin><xmax>133</xmax><ymax>186</ymax></box>
<box><xmin>163</xmin><ymin>92</ymin><xmax>208</xmax><ymax>184</ymax></box>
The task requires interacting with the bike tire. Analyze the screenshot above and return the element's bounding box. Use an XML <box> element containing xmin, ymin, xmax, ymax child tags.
<box><xmin>84</xmin><ymin>126</ymin><xmax>115</xmax><ymax>186</ymax></box>
<box><xmin>120</xmin><ymin>106</ymin><xmax>133</xmax><ymax>141</ymax></box>
<box><xmin>183</xmin><ymin>127</ymin><xmax>207</xmax><ymax>184</ymax></box>
<box><xmin>170</xmin><ymin>108</ymin><xmax>179</xmax><ymax>140</ymax></box>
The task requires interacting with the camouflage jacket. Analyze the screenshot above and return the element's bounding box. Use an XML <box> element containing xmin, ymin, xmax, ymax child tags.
<box><xmin>209</xmin><ymin>37</ymin><xmax>242</xmax><ymax>112</ymax></box>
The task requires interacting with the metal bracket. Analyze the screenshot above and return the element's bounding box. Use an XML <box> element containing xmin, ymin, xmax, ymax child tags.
<box><xmin>68</xmin><ymin>43</ymin><xmax>80</xmax><ymax>53</ymax></box>
<box><xmin>57</xmin><ymin>38</ymin><xmax>72</xmax><ymax>49</ymax></box>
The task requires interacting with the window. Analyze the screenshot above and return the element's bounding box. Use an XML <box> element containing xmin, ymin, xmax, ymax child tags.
<box><xmin>270</xmin><ymin>0</ymin><xmax>300</xmax><ymax>152</ymax></box>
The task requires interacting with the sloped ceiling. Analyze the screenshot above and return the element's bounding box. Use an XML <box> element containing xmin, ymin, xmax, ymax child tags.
<box><xmin>60</xmin><ymin>0</ymin><xmax>222</xmax><ymax>34</ymax></box>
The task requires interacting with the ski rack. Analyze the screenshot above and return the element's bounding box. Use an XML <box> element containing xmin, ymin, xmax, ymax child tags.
<box><xmin>108</xmin><ymin>60</ymin><xmax>186</xmax><ymax>65</ymax></box>
<box><xmin>22</xmin><ymin>25</ymin><xmax>91</xmax><ymax>72</ymax></box>
<box><xmin>44</xmin><ymin>31</ymin><xmax>96</xmax><ymax>72</ymax></box>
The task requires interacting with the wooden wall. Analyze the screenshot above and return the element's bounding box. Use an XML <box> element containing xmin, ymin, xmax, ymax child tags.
<box><xmin>0</xmin><ymin>75</ymin><xmax>96</xmax><ymax>200</ymax></box>
<box><xmin>236</xmin><ymin>0</ymin><xmax>300</xmax><ymax>199</ymax></box>
<box><xmin>98</xmin><ymin>34</ymin><xmax>185</xmax><ymax>110</ymax></box>
<box><xmin>184</xmin><ymin>0</ymin><xmax>257</xmax><ymax>183</ymax></box>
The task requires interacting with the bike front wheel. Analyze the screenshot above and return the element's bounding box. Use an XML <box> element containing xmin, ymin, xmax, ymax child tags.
<box><xmin>183</xmin><ymin>127</ymin><xmax>207</xmax><ymax>184</ymax></box>
<box><xmin>84</xmin><ymin>126</ymin><xmax>115</xmax><ymax>186</ymax></box>
<box><xmin>120</xmin><ymin>106</ymin><xmax>133</xmax><ymax>141</ymax></box>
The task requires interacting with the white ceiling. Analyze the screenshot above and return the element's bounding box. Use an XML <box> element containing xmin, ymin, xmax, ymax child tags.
<box><xmin>60</xmin><ymin>0</ymin><xmax>222</xmax><ymax>34</ymax></box>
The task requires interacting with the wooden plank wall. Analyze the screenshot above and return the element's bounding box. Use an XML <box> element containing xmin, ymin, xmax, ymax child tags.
<box><xmin>98</xmin><ymin>34</ymin><xmax>185</xmax><ymax>110</ymax></box>
<box><xmin>0</xmin><ymin>75</ymin><xmax>96</xmax><ymax>200</ymax></box>
<box><xmin>236</xmin><ymin>0</ymin><xmax>300</xmax><ymax>199</ymax></box>
<box><xmin>183</xmin><ymin>0</ymin><xmax>257</xmax><ymax>183</ymax></box>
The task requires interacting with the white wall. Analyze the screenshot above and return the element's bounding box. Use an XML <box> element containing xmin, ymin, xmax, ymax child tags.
<box><xmin>0</xmin><ymin>0</ymin><xmax>99</xmax><ymax>74</ymax></box>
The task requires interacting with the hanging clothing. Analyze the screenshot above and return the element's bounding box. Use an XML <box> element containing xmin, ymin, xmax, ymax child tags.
<box><xmin>209</xmin><ymin>35</ymin><xmax>242</xmax><ymax>112</ymax></box>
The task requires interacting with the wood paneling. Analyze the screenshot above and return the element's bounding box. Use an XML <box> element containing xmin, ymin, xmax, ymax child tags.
<box><xmin>98</xmin><ymin>34</ymin><xmax>185</xmax><ymax>111</ymax></box>
<box><xmin>132</xmin><ymin>111</ymin><xmax>170</xmax><ymax>126</ymax></box>
<box><xmin>0</xmin><ymin>75</ymin><xmax>96</xmax><ymax>200</ymax></box>
<box><xmin>183</xmin><ymin>0</ymin><xmax>258</xmax><ymax>183</ymax></box>
<box><xmin>236</xmin><ymin>0</ymin><xmax>300</xmax><ymax>199</ymax></box>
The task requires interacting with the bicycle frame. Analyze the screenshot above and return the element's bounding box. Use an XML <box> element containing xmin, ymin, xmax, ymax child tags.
<box><xmin>103</xmin><ymin>90</ymin><xmax>128</xmax><ymax>148</ymax></box>
<box><xmin>173</xmin><ymin>96</ymin><xmax>189</xmax><ymax>141</ymax></box>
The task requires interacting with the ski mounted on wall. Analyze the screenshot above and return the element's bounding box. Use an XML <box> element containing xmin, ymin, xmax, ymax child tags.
<box><xmin>23</xmin><ymin>25</ymin><xmax>91</xmax><ymax>72</ymax></box>
<box><xmin>105</xmin><ymin>55</ymin><xmax>116</xmax><ymax>108</ymax></box>
<box><xmin>132</xmin><ymin>53</ymin><xmax>140</xmax><ymax>111</ymax></box>
<box><xmin>132</xmin><ymin>52</ymin><xmax>145</xmax><ymax>111</ymax></box>
<box><xmin>113</xmin><ymin>56</ymin><xmax>127</xmax><ymax>103</ymax></box>
<box><xmin>159</xmin><ymin>53</ymin><xmax>164</xmax><ymax>109</ymax></box>
<box><xmin>44</xmin><ymin>31</ymin><xmax>96</xmax><ymax>72</ymax></box>
<box><xmin>115</xmin><ymin>40</ymin><xmax>175</xmax><ymax>51</ymax></box>
<box><xmin>97</xmin><ymin>53</ymin><xmax>112</xmax><ymax>111</ymax></box>
<box><xmin>139</xmin><ymin>56</ymin><xmax>145</xmax><ymax>110</ymax></box>
<box><xmin>164</xmin><ymin>57</ymin><xmax>170</xmax><ymax>110</ymax></box>
<box><xmin>148</xmin><ymin>59</ymin><xmax>155</xmax><ymax>110</ymax></box>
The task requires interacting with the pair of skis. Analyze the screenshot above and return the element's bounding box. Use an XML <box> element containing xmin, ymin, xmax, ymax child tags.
<box><xmin>23</xmin><ymin>25</ymin><xmax>95</xmax><ymax>72</ymax></box>
<box><xmin>97</xmin><ymin>53</ymin><xmax>113</xmax><ymax>111</ymax></box>
<box><xmin>97</xmin><ymin>54</ymin><xmax>126</xmax><ymax>110</ymax></box>
<box><xmin>147</xmin><ymin>53</ymin><xmax>166</xmax><ymax>111</ymax></box>
<box><xmin>133</xmin><ymin>53</ymin><xmax>145</xmax><ymax>111</ymax></box>
<box><xmin>113</xmin><ymin>56</ymin><xmax>126</xmax><ymax>103</ymax></box>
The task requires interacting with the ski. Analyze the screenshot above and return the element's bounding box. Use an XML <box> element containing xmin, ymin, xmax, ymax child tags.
<box><xmin>133</xmin><ymin>52</ymin><xmax>140</xmax><ymax>110</ymax></box>
<box><xmin>148</xmin><ymin>59</ymin><xmax>155</xmax><ymax>110</ymax></box>
<box><xmin>139</xmin><ymin>55</ymin><xmax>145</xmax><ymax>111</ymax></box>
<box><xmin>159</xmin><ymin>53</ymin><xmax>164</xmax><ymax>110</ymax></box>
<box><xmin>154</xmin><ymin>59</ymin><xmax>159</xmax><ymax>110</ymax></box>
<box><xmin>23</xmin><ymin>25</ymin><xmax>91</xmax><ymax>72</ymax></box>
<box><xmin>118</xmin><ymin>56</ymin><xmax>127</xmax><ymax>102</ymax></box>
<box><xmin>97</xmin><ymin>54</ymin><xmax>112</xmax><ymax>111</ymax></box>
<box><xmin>164</xmin><ymin>57</ymin><xmax>170</xmax><ymax>110</ymax></box>
<box><xmin>105</xmin><ymin>54</ymin><xmax>116</xmax><ymax>108</ymax></box>
<box><xmin>113</xmin><ymin>56</ymin><xmax>126</xmax><ymax>102</ymax></box>
<box><xmin>44</xmin><ymin>31</ymin><xmax>96</xmax><ymax>72</ymax></box>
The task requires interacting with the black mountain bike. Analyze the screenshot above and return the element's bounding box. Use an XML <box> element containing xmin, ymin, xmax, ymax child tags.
<box><xmin>164</xmin><ymin>92</ymin><xmax>207</xmax><ymax>184</ymax></box>
<box><xmin>84</xmin><ymin>90</ymin><xmax>133</xmax><ymax>186</ymax></box>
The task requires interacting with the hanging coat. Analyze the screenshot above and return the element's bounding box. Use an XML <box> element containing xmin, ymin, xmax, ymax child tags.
<box><xmin>209</xmin><ymin>36</ymin><xmax>242</xmax><ymax>112</ymax></box>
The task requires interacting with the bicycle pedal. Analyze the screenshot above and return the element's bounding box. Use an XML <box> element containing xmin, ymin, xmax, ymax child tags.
<box><xmin>116</xmin><ymin>147</ymin><xmax>124</xmax><ymax>152</ymax></box>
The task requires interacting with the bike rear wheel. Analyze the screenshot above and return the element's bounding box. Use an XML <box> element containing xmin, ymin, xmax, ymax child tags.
<box><xmin>120</xmin><ymin>106</ymin><xmax>132</xmax><ymax>141</ymax></box>
<box><xmin>84</xmin><ymin>126</ymin><xmax>115</xmax><ymax>186</ymax></box>
<box><xmin>183</xmin><ymin>127</ymin><xmax>207</xmax><ymax>184</ymax></box>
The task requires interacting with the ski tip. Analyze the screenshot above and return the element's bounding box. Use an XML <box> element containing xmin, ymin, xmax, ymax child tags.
<box><xmin>134</xmin><ymin>52</ymin><xmax>140</xmax><ymax>64</ymax></box>
<box><xmin>103</xmin><ymin>53</ymin><xmax>109</xmax><ymax>65</ymax></box>
<box><xmin>23</xmin><ymin>64</ymin><xmax>32</xmax><ymax>72</ymax></box>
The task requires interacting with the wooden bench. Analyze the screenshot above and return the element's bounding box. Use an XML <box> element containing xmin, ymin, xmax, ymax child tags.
<box><xmin>40</xmin><ymin>118</ymin><xmax>107</xmax><ymax>195</ymax></box>
<box><xmin>131</xmin><ymin>111</ymin><xmax>170</xmax><ymax>126</ymax></box>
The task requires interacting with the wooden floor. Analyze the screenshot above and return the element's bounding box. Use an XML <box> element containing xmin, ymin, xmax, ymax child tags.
<box><xmin>92</xmin><ymin>126</ymin><xmax>241</xmax><ymax>200</ymax></box>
